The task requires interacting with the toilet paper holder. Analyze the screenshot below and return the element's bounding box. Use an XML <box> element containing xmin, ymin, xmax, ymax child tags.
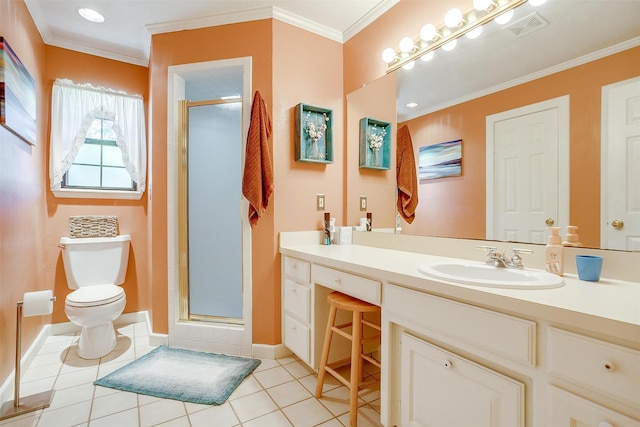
<box><xmin>0</xmin><ymin>293</ymin><xmax>57</xmax><ymax>421</ymax></box>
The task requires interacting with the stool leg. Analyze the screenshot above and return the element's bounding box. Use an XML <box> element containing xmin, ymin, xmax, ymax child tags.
<box><xmin>349</xmin><ymin>310</ymin><xmax>362</xmax><ymax>427</ymax></box>
<box><xmin>316</xmin><ymin>304</ymin><xmax>337</xmax><ymax>398</ymax></box>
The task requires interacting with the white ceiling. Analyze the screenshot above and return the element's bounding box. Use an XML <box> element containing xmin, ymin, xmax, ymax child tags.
<box><xmin>24</xmin><ymin>0</ymin><xmax>398</xmax><ymax>66</ymax></box>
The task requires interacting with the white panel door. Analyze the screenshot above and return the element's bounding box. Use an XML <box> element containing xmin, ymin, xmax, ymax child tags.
<box><xmin>602</xmin><ymin>77</ymin><xmax>640</xmax><ymax>250</ymax></box>
<box><xmin>487</xmin><ymin>97</ymin><xmax>569</xmax><ymax>244</ymax></box>
<box><xmin>400</xmin><ymin>332</ymin><xmax>524</xmax><ymax>427</ymax></box>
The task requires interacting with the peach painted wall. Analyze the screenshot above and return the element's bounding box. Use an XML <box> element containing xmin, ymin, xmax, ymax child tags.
<box><xmin>271</xmin><ymin>21</ymin><xmax>344</xmax><ymax>342</ymax></box>
<box><xmin>400</xmin><ymin>47</ymin><xmax>640</xmax><ymax>249</ymax></box>
<box><xmin>0</xmin><ymin>0</ymin><xmax>46</xmax><ymax>385</ymax></box>
<box><xmin>149</xmin><ymin>21</ymin><xmax>274</xmax><ymax>338</ymax></box>
<box><xmin>43</xmin><ymin>46</ymin><xmax>150</xmax><ymax>324</ymax></box>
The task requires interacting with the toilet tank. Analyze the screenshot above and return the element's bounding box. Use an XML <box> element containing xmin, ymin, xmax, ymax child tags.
<box><xmin>60</xmin><ymin>235</ymin><xmax>131</xmax><ymax>290</ymax></box>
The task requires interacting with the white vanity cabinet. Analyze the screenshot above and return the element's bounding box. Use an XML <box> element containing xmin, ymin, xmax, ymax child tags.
<box><xmin>400</xmin><ymin>332</ymin><xmax>525</xmax><ymax>426</ymax></box>
<box><xmin>547</xmin><ymin>328</ymin><xmax>640</xmax><ymax>426</ymax></box>
<box><xmin>282</xmin><ymin>256</ymin><xmax>312</xmax><ymax>364</ymax></box>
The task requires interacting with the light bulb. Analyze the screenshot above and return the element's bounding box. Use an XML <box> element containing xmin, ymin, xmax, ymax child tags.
<box><xmin>420</xmin><ymin>51</ymin><xmax>435</xmax><ymax>62</ymax></box>
<box><xmin>420</xmin><ymin>24</ymin><xmax>438</xmax><ymax>41</ymax></box>
<box><xmin>399</xmin><ymin>36</ymin><xmax>415</xmax><ymax>53</ymax></box>
<box><xmin>381</xmin><ymin>48</ymin><xmax>396</xmax><ymax>63</ymax></box>
<box><xmin>402</xmin><ymin>61</ymin><xmax>415</xmax><ymax>70</ymax></box>
<box><xmin>473</xmin><ymin>0</ymin><xmax>493</xmax><ymax>11</ymax></box>
<box><xmin>442</xmin><ymin>39</ymin><xmax>457</xmax><ymax>51</ymax></box>
<box><xmin>528</xmin><ymin>0</ymin><xmax>547</xmax><ymax>5</ymax></box>
<box><xmin>494</xmin><ymin>9</ymin><xmax>514</xmax><ymax>24</ymax></box>
<box><xmin>465</xmin><ymin>26</ymin><xmax>483</xmax><ymax>39</ymax></box>
<box><xmin>444</xmin><ymin>8</ymin><xmax>463</xmax><ymax>27</ymax></box>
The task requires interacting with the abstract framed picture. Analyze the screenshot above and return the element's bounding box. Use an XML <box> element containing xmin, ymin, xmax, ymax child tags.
<box><xmin>0</xmin><ymin>37</ymin><xmax>36</xmax><ymax>145</ymax></box>
<box><xmin>419</xmin><ymin>139</ymin><xmax>462</xmax><ymax>180</ymax></box>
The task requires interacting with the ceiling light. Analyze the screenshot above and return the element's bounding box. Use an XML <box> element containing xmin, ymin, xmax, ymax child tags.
<box><xmin>444</xmin><ymin>8</ymin><xmax>464</xmax><ymax>27</ymax></box>
<box><xmin>494</xmin><ymin>9</ymin><xmax>514</xmax><ymax>24</ymax></box>
<box><xmin>399</xmin><ymin>37</ymin><xmax>415</xmax><ymax>53</ymax></box>
<box><xmin>402</xmin><ymin>61</ymin><xmax>415</xmax><ymax>70</ymax></box>
<box><xmin>528</xmin><ymin>0</ymin><xmax>547</xmax><ymax>5</ymax></box>
<box><xmin>442</xmin><ymin>39</ymin><xmax>457</xmax><ymax>51</ymax></box>
<box><xmin>420</xmin><ymin>51</ymin><xmax>435</xmax><ymax>62</ymax></box>
<box><xmin>420</xmin><ymin>24</ymin><xmax>438</xmax><ymax>41</ymax></box>
<box><xmin>465</xmin><ymin>26</ymin><xmax>483</xmax><ymax>39</ymax></box>
<box><xmin>406</xmin><ymin>102</ymin><xmax>419</xmax><ymax>108</ymax></box>
<box><xmin>78</xmin><ymin>7</ymin><xmax>105</xmax><ymax>23</ymax></box>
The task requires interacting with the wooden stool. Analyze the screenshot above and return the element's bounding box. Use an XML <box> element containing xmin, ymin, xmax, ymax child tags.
<box><xmin>315</xmin><ymin>292</ymin><xmax>381</xmax><ymax>427</ymax></box>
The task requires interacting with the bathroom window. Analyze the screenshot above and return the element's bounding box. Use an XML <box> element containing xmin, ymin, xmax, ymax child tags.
<box><xmin>49</xmin><ymin>78</ymin><xmax>146</xmax><ymax>200</ymax></box>
<box><xmin>63</xmin><ymin>118</ymin><xmax>136</xmax><ymax>191</ymax></box>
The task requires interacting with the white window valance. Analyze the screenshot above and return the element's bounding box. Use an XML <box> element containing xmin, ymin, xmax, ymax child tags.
<box><xmin>49</xmin><ymin>78</ymin><xmax>146</xmax><ymax>193</ymax></box>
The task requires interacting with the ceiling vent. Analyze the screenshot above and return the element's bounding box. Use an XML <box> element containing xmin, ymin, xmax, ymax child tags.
<box><xmin>506</xmin><ymin>12</ymin><xmax>549</xmax><ymax>37</ymax></box>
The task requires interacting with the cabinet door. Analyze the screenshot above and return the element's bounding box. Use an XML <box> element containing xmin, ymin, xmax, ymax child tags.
<box><xmin>548</xmin><ymin>386</ymin><xmax>640</xmax><ymax>427</ymax></box>
<box><xmin>400</xmin><ymin>332</ymin><xmax>524</xmax><ymax>427</ymax></box>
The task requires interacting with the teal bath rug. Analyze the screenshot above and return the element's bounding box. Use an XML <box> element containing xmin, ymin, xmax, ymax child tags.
<box><xmin>94</xmin><ymin>346</ymin><xmax>260</xmax><ymax>405</ymax></box>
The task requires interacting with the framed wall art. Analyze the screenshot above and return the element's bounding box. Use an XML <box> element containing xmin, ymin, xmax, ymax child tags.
<box><xmin>419</xmin><ymin>139</ymin><xmax>462</xmax><ymax>180</ymax></box>
<box><xmin>294</xmin><ymin>103</ymin><xmax>333</xmax><ymax>164</ymax></box>
<box><xmin>0</xmin><ymin>37</ymin><xmax>36</xmax><ymax>145</ymax></box>
<box><xmin>359</xmin><ymin>117</ymin><xmax>390</xmax><ymax>170</ymax></box>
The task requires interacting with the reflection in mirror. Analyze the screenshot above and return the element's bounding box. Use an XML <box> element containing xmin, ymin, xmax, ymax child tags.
<box><xmin>390</xmin><ymin>0</ymin><xmax>640</xmax><ymax>250</ymax></box>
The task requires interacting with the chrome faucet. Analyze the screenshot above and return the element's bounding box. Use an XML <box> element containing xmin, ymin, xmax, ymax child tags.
<box><xmin>477</xmin><ymin>246</ymin><xmax>533</xmax><ymax>269</ymax></box>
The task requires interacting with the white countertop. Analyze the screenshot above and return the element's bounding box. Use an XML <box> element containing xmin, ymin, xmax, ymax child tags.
<box><xmin>280</xmin><ymin>241</ymin><xmax>640</xmax><ymax>346</ymax></box>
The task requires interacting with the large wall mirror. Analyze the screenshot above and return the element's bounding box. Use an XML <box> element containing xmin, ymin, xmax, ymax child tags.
<box><xmin>352</xmin><ymin>0</ymin><xmax>639</xmax><ymax>251</ymax></box>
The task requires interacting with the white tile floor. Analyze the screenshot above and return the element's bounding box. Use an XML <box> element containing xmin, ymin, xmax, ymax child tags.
<box><xmin>1</xmin><ymin>322</ymin><xmax>382</xmax><ymax>427</ymax></box>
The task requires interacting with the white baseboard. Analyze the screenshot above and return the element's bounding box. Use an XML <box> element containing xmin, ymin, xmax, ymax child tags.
<box><xmin>252</xmin><ymin>343</ymin><xmax>291</xmax><ymax>360</ymax></box>
<box><xmin>0</xmin><ymin>324</ymin><xmax>52</xmax><ymax>409</ymax></box>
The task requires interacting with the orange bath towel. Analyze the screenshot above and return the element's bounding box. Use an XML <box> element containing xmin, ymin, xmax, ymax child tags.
<box><xmin>396</xmin><ymin>125</ymin><xmax>418</xmax><ymax>224</ymax></box>
<box><xmin>242</xmin><ymin>91</ymin><xmax>273</xmax><ymax>228</ymax></box>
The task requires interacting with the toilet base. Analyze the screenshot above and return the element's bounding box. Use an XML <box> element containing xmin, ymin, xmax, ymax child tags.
<box><xmin>77</xmin><ymin>322</ymin><xmax>117</xmax><ymax>359</ymax></box>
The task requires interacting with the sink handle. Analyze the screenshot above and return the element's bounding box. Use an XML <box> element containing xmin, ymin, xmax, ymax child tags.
<box><xmin>477</xmin><ymin>245</ymin><xmax>497</xmax><ymax>254</ymax></box>
<box><xmin>510</xmin><ymin>248</ymin><xmax>533</xmax><ymax>269</ymax></box>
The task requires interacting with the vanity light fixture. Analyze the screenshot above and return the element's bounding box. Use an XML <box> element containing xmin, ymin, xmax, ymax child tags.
<box><xmin>420</xmin><ymin>51</ymin><xmax>435</xmax><ymax>62</ymax></box>
<box><xmin>494</xmin><ymin>9</ymin><xmax>515</xmax><ymax>24</ymax></box>
<box><xmin>77</xmin><ymin>7</ymin><xmax>105</xmax><ymax>23</ymax></box>
<box><xmin>381</xmin><ymin>0</ymin><xmax>529</xmax><ymax>73</ymax></box>
<box><xmin>402</xmin><ymin>61</ymin><xmax>416</xmax><ymax>70</ymax></box>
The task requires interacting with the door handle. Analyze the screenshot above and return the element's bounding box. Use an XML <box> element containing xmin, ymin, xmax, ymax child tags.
<box><xmin>611</xmin><ymin>219</ymin><xmax>624</xmax><ymax>230</ymax></box>
<box><xmin>545</xmin><ymin>218</ymin><xmax>555</xmax><ymax>226</ymax></box>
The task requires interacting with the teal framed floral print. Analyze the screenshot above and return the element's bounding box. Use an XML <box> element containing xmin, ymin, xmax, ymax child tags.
<box><xmin>295</xmin><ymin>103</ymin><xmax>333</xmax><ymax>164</ymax></box>
<box><xmin>359</xmin><ymin>117</ymin><xmax>390</xmax><ymax>170</ymax></box>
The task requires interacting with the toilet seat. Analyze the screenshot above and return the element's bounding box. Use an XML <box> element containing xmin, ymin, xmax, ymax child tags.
<box><xmin>66</xmin><ymin>284</ymin><xmax>125</xmax><ymax>308</ymax></box>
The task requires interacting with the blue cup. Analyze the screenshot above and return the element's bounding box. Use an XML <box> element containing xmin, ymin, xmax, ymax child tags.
<box><xmin>575</xmin><ymin>255</ymin><xmax>603</xmax><ymax>282</ymax></box>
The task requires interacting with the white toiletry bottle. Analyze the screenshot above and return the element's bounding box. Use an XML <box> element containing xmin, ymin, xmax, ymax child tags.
<box><xmin>546</xmin><ymin>227</ymin><xmax>564</xmax><ymax>276</ymax></box>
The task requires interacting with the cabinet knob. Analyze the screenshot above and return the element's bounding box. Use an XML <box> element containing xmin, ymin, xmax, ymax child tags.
<box><xmin>601</xmin><ymin>360</ymin><xmax>616</xmax><ymax>371</ymax></box>
<box><xmin>334</xmin><ymin>278</ymin><xmax>341</xmax><ymax>287</ymax></box>
<box><xmin>443</xmin><ymin>360</ymin><xmax>453</xmax><ymax>369</ymax></box>
<box><xmin>598</xmin><ymin>422</ymin><xmax>614</xmax><ymax>427</ymax></box>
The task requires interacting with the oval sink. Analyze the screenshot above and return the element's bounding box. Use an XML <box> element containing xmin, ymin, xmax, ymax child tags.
<box><xmin>418</xmin><ymin>262</ymin><xmax>564</xmax><ymax>289</ymax></box>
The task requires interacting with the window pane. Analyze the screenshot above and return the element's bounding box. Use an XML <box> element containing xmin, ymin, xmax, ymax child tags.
<box><xmin>101</xmin><ymin>119</ymin><xmax>117</xmax><ymax>141</ymax></box>
<box><xmin>85</xmin><ymin>119</ymin><xmax>103</xmax><ymax>139</ymax></box>
<box><xmin>74</xmin><ymin>143</ymin><xmax>101</xmax><ymax>165</ymax></box>
<box><xmin>67</xmin><ymin>165</ymin><xmax>100</xmax><ymax>187</ymax></box>
<box><xmin>103</xmin><ymin>167</ymin><xmax>133</xmax><ymax>189</ymax></box>
<box><xmin>103</xmin><ymin>145</ymin><xmax>125</xmax><ymax>167</ymax></box>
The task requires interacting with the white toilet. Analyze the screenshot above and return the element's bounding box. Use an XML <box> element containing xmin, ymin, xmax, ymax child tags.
<box><xmin>59</xmin><ymin>234</ymin><xmax>130</xmax><ymax>359</ymax></box>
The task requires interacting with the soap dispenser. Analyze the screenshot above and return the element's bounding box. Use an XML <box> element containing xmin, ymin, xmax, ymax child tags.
<box><xmin>562</xmin><ymin>225</ymin><xmax>583</xmax><ymax>247</ymax></box>
<box><xmin>546</xmin><ymin>227</ymin><xmax>564</xmax><ymax>276</ymax></box>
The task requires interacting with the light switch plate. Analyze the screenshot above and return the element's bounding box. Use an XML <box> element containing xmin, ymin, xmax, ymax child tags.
<box><xmin>317</xmin><ymin>194</ymin><xmax>325</xmax><ymax>211</ymax></box>
<box><xmin>360</xmin><ymin>196</ymin><xmax>367</xmax><ymax>211</ymax></box>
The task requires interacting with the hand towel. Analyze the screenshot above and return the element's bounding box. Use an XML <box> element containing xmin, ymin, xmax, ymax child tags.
<box><xmin>242</xmin><ymin>91</ymin><xmax>273</xmax><ymax>228</ymax></box>
<box><xmin>396</xmin><ymin>125</ymin><xmax>418</xmax><ymax>224</ymax></box>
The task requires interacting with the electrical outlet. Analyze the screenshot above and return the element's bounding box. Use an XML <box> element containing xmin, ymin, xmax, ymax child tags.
<box><xmin>317</xmin><ymin>194</ymin><xmax>325</xmax><ymax>211</ymax></box>
<box><xmin>360</xmin><ymin>196</ymin><xmax>367</xmax><ymax>211</ymax></box>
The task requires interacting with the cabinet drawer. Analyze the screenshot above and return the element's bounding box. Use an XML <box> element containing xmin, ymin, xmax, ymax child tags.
<box><xmin>312</xmin><ymin>265</ymin><xmax>381</xmax><ymax>305</ymax></box>
<box><xmin>385</xmin><ymin>284</ymin><xmax>536</xmax><ymax>366</ymax></box>
<box><xmin>284</xmin><ymin>279</ymin><xmax>310</xmax><ymax>323</ymax></box>
<box><xmin>547</xmin><ymin>385</ymin><xmax>640</xmax><ymax>427</ymax></box>
<box><xmin>284</xmin><ymin>256</ymin><xmax>310</xmax><ymax>284</ymax></box>
<box><xmin>284</xmin><ymin>314</ymin><xmax>310</xmax><ymax>363</ymax></box>
<box><xmin>547</xmin><ymin>327</ymin><xmax>640</xmax><ymax>410</ymax></box>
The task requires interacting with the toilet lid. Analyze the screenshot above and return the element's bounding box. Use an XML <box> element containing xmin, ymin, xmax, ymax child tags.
<box><xmin>66</xmin><ymin>285</ymin><xmax>125</xmax><ymax>307</ymax></box>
